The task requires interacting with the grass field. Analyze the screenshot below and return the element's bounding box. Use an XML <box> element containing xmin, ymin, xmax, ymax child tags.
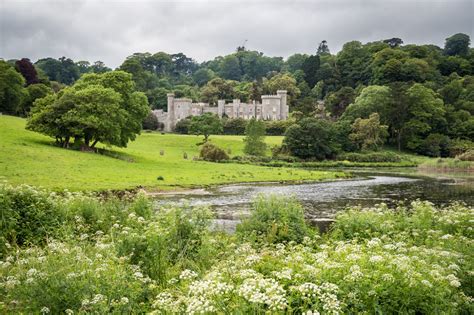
<box><xmin>0</xmin><ymin>115</ymin><xmax>346</xmax><ymax>191</ymax></box>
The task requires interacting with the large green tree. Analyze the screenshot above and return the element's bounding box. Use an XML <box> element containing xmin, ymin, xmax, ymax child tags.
<box><xmin>349</xmin><ymin>113</ymin><xmax>388</xmax><ymax>151</ymax></box>
<box><xmin>27</xmin><ymin>71</ymin><xmax>149</xmax><ymax>149</ymax></box>
<box><xmin>283</xmin><ymin>118</ymin><xmax>338</xmax><ymax>160</ymax></box>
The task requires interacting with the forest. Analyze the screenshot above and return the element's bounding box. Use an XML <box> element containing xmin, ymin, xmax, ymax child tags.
<box><xmin>1</xmin><ymin>33</ymin><xmax>473</xmax><ymax>158</ymax></box>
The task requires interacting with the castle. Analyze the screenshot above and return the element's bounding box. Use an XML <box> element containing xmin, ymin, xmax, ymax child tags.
<box><xmin>153</xmin><ymin>90</ymin><xmax>288</xmax><ymax>131</ymax></box>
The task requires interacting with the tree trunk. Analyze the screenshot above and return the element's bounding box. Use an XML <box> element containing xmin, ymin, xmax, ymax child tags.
<box><xmin>63</xmin><ymin>136</ymin><xmax>70</xmax><ymax>148</ymax></box>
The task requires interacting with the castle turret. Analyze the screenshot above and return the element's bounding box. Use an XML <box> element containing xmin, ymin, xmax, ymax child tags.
<box><xmin>166</xmin><ymin>93</ymin><xmax>175</xmax><ymax>132</ymax></box>
<box><xmin>277</xmin><ymin>90</ymin><xmax>288</xmax><ymax>120</ymax></box>
<box><xmin>217</xmin><ymin>100</ymin><xmax>225</xmax><ymax>117</ymax></box>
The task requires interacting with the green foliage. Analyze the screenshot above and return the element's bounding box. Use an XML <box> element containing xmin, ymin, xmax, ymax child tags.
<box><xmin>188</xmin><ymin>113</ymin><xmax>223</xmax><ymax>142</ymax></box>
<box><xmin>342</xmin><ymin>85</ymin><xmax>392</xmax><ymax>123</ymax></box>
<box><xmin>142</xmin><ymin>112</ymin><xmax>160</xmax><ymax>130</ymax></box>
<box><xmin>243</xmin><ymin>118</ymin><xmax>267</xmax><ymax>156</ymax></box>
<box><xmin>284</xmin><ymin>118</ymin><xmax>339</xmax><ymax>160</ymax></box>
<box><xmin>444</xmin><ymin>33</ymin><xmax>471</xmax><ymax>56</ymax></box>
<box><xmin>236</xmin><ymin>195</ymin><xmax>315</xmax><ymax>244</ymax></box>
<box><xmin>263</xmin><ymin>73</ymin><xmax>300</xmax><ymax>106</ymax></box>
<box><xmin>0</xmin><ymin>184</ymin><xmax>65</xmax><ymax>256</ymax></box>
<box><xmin>264</xmin><ymin>120</ymin><xmax>289</xmax><ymax>135</ymax></box>
<box><xmin>223</xmin><ymin>118</ymin><xmax>248</xmax><ymax>135</ymax></box>
<box><xmin>23</xmin><ymin>83</ymin><xmax>53</xmax><ymax>114</ymax></box>
<box><xmin>349</xmin><ymin>113</ymin><xmax>388</xmax><ymax>151</ymax></box>
<box><xmin>199</xmin><ymin>142</ymin><xmax>229</xmax><ymax>162</ymax></box>
<box><xmin>0</xmin><ymin>60</ymin><xmax>27</xmax><ymax>115</ymax></box>
<box><xmin>174</xmin><ymin>117</ymin><xmax>191</xmax><ymax>134</ymax></box>
<box><xmin>1</xmin><ymin>186</ymin><xmax>472</xmax><ymax>314</ymax></box>
<box><xmin>26</xmin><ymin>71</ymin><xmax>149</xmax><ymax>148</ymax></box>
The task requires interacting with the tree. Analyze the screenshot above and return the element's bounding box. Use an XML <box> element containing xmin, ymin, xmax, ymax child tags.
<box><xmin>349</xmin><ymin>113</ymin><xmax>388</xmax><ymax>151</ymax></box>
<box><xmin>219</xmin><ymin>55</ymin><xmax>242</xmax><ymax>80</ymax></box>
<box><xmin>201</xmin><ymin>78</ymin><xmax>236</xmax><ymax>104</ymax></box>
<box><xmin>263</xmin><ymin>73</ymin><xmax>300</xmax><ymax>106</ymax></box>
<box><xmin>317</xmin><ymin>40</ymin><xmax>330</xmax><ymax>55</ymax></box>
<box><xmin>341</xmin><ymin>85</ymin><xmax>392</xmax><ymax>123</ymax></box>
<box><xmin>188</xmin><ymin>113</ymin><xmax>223</xmax><ymax>143</ymax></box>
<box><xmin>193</xmin><ymin>68</ymin><xmax>215</xmax><ymax>86</ymax></box>
<box><xmin>27</xmin><ymin>71</ymin><xmax>149</xmax><ymax>149</ymax></box>
<box><xmin>444</xmin><ymin>33</ymin><xmax>470</xmax><ymax>56</ymax></box>
<box><xmin>35</xmin><ymin>57</ymin><xmax>80</xmax><ymax>85</ymax></box>
<box><xmin>285</xmin><ymin>54</ymin><xmax>308</xmax><ymax>73</ymax></box>
<box><xmin>23</xmin><ymin>83</ymin><xmax>53</xmax><ymax>114</ymax></box>
<box><xmin>0</xmin><ymin>60</ymin><xmax>27</xmax><ymax>115</ymax></box>
<box><xmin>15</xmin><ymin>58</ymin><xmax>39</xmax><ymax>85</ymax></box>
<box><xmin>324</xmin><ymin>86</ymin><xmax>356</xmax><ymax>118</ymax></box>
<box><xmin>301</xmin><ymin>55</ymin><xmax>320</xmax><ymax>88</ymax></box>
<box><xmin>243</xmin><ymin>118</ymin><xmax>267</xmax><ymax>156</ymax></box>
<box><xmin>402</xmin><ymin>84</ymin><xmax>446</xmax><ymax>152</ymax></box>
<box><xmin>383</xmin><ymin>38</ymin><xmax>403</xmax><ymax>48</ymax></box>
<box><xmin>283</xmin><ymin>118</ymin><xmax>338</xmax><ymax>160</ymax></box>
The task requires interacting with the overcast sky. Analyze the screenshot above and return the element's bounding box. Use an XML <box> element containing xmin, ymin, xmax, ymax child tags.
<box><xmin>1</xmin><ymin>0</ymin><xmax>472</xmax><ymax>68</ymax></box>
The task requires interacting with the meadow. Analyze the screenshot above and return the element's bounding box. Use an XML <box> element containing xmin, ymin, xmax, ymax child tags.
<box><xmin>0</xmin><ymin>115</ymin><xmax>345</xmax><ymax>191</ymax></box>
<box><xmin>0</xmin><ymin>184</ymin><xmax>472</xmax><ymax>314</ymax></box>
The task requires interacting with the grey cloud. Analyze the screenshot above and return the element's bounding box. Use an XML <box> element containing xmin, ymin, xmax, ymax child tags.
<box><xmin>0</xmin><ymin>0</ymin><xmax>472</xmax><ymax>68</ymax></box>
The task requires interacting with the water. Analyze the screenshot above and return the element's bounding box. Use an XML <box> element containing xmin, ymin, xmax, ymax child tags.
<box><xmin>153</xmin><ymin>170</ymin><xmax>473</xmax><ymax>230</ymax></box>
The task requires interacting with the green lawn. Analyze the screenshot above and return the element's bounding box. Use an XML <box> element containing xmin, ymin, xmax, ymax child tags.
<box><xmin>0</xmin><ymin>115</ymin><xmax>345</xmax><ymax>191</ymax></box>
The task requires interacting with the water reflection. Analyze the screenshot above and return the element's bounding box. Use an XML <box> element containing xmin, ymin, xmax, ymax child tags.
<box><xmin>154</xmin><ymin>172</ymin><xmax>473</xmax><ymax>220</ymax></box>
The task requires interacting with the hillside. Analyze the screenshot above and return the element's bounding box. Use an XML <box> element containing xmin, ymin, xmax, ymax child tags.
<box><xmin>0</xmin><ymin>115</ymin><xmax>344</xmax><ymax>191</ymax></box>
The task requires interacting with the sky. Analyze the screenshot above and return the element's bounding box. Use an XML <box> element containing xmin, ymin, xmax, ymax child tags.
<box><xmin>0</xmin><ymin>0</ymin><xmax>473</xmax><ymax>68</ymax></box>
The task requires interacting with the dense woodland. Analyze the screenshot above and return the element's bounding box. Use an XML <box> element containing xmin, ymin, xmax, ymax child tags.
<box><xmin>1</xmin><ymin>33</ymin><xmax>473</xmax><ymax>158</ymax></box>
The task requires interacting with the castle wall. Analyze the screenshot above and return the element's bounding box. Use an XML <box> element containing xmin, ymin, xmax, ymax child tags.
<box><xmin>161</xmin><ymin>90</ymin><xmax>288</xmax><ymax>131</ymax></box>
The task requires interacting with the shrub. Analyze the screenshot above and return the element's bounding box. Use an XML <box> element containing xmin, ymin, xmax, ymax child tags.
<box><xmin>0</xmin><ymin>241</ymin><xmax>151</xmax><ymax>313</ymax></box>
<box><xmin>236</xmin><ymin>195</ymin><xmax>315</xmax><ymax>244</ymax></box>
<box><xmin>115</xmin><ymin>205</ymin><xmax>214</xmax><ymax>285</ymax></box>
<box><xmin>199</xmin><ymin>143</ymin><xmax>229</xmax><ymax>162</ymax></box>
<box><xmin>337</xmin><ymin>151</ymin><xmax>402</xmax><ymax>163</ymax></box>
<box><xmin>449</xmin><ymin>139</ymin><xmax>473</xmax><ymax>157</ymax></box>
<box><xmin>457</xmin><ymin>149</ymin><xmax>474</xmax><ymax>161</ymax></box>
<box><xmin>420</xmin><ymin>133</ymin><xmax>451</xmax><ymax>157</ymax></box>
<box><xmin>265</xmin><ymin>120</ymin><xmax>289</xmax><ymax>135</ymax></box>
<box><xmin>243</xmin><ymin>118</ymin><xmax>266</xmax><ymax>156</ymax></box>
<box><xmin>223</xmin><ymin>118</ymin><xmax>248</xmax><ymax>135</ymax></box>
<box><xmin>174</xmin><ymin>117</ymin><xmax>191</xmax><ymax>134</ymax></box>
<box><xmin>0</xmin><ymin>184</ymin><xmax>66</xmax><ymax>256</ymax></box>
<box><xmin>142</xmin><ymin>112</ymin><xmax>159</xmax><ymax>130</ymax></box>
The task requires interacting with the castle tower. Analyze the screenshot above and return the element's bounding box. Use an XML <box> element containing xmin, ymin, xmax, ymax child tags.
<box><xmin>166</xmin><ymin>93</ymin><xmax>175</xmax><ymax>132</ymax></box>
<box><xmin>217</xmin><ymin>100</ymin><xmax>225</xmax><ymax>117</ymax></box>
<box><xmin>277</xmin><ymin>90</ymin><xmax>288</xmax><ymax>120</ymax></box>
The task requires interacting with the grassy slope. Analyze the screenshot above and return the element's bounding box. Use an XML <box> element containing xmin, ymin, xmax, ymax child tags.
<box><xmin>0</xmin><ymin>116</ymin><xmax>345</xmax><ymax>191</ymax></box>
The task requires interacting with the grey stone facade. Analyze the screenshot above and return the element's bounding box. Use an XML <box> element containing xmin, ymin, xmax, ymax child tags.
<box><xmin>154</xmin><ymin>90</ymin><xmax>288</xmax><ymax>132</ymax></box>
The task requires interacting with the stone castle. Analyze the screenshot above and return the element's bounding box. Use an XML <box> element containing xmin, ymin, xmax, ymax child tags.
<box><xmin>153</xmin><ymin>90</ymin><xmax>288</xmax><ymax>131</ymax></box>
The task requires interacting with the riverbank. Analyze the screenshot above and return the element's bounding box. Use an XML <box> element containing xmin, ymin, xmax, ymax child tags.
<box><xmin>418</xmin><ymin>158</ymin><xmax>474</xmax><ymax>171</ymax></box>
<box><xmin>0</xmin><ymin>115</ymin><xmax>346</xmax><ymax>191</ymax></box>
<box><xmin>1</xmin><ymin>184</ymin><xmax>472</xmax><ymax>314</ymax></box>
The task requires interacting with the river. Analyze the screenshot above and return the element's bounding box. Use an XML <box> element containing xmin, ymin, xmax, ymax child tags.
<box><xmin>153</xmin><ymin>169</ymin><xmax>473</xmax><ymax>231</ymax></box>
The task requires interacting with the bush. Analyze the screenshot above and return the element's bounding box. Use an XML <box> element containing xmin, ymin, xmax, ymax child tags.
<box><xmin>174</xmin><ymin>117</ymin><xmax>191</xmax><ymax>134</ymax></box>
<box><xmin>420</xmin><ymin>133</ymin><xmax>451</xmax><ymax>157</ymax></box>
<box><xmin>236</xmin><ymin>195</ymin><xmax>315</xmax><ymax>244</ymax></box>
<box><xmin>457</xmin><ymin>149</ymin><xmax>474</xmax><ymax>161</ymax></box>
<box><xmin>337</xmin><ymin>151</ymin><xmax>402</xmax><ymax>163</ymax></box>
<box><xmin>142</xmin><ymin>112</ymin><xmax>160</xmax><ymax>130</ymax></box>
<box><xmin>450</xmin><ymin>139</ymin><xmax>474</xmax><ymax>157</ymax></box>
<box><xmin>0</xmin><ymin>184</ymin><xmax>66</xmax><ymax>256</ymax></box>
<box><xmin>223</xmin><ymin>118</ymin><xmax>248</xmax><ymax>135</ymax></box>
<box><xmin>1</xmin><ymin>241</ymin><xmax>150</xmax><ymax>313</ymax></box>
<box><xmin>265</xmin><ymin>120</ymin><xmax>289</xmax><ymax>135</ymax></box>
<box><xmin>199</xmin><ymin>143</ymin><xmax>229</xmax><ymax>162</ymax></box>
